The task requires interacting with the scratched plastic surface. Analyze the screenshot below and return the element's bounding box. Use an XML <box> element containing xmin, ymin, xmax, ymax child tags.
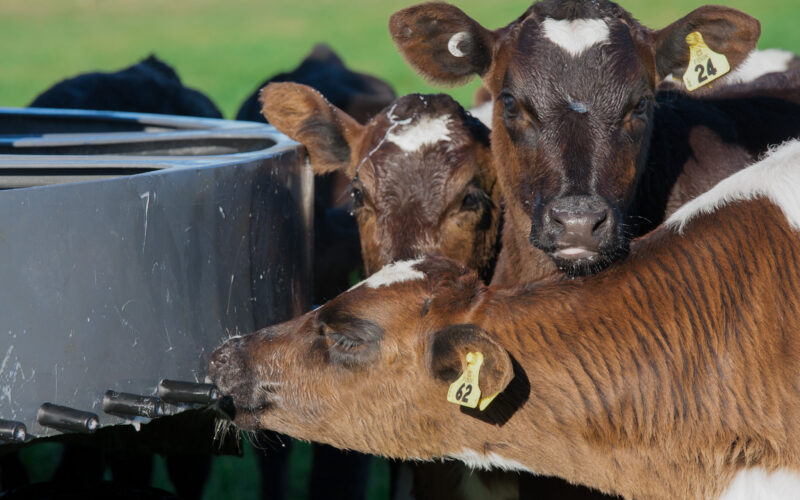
<box><xmin>0</xmin><ymin>108</ymin><xmax>313</xmax><ymax>439</ymax></box>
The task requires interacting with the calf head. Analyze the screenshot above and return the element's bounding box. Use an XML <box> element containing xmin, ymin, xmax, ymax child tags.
<box><xmin>261</xmin><ymin>83</ymin><xmax>499</xmax><ymax>281</ymax></box>
<box><xmin>390</xmin><ymin>0</ymin><xmax>759</xmax><ymax>275</ymax></box>
<box><xmin>209</xmin><ymin>258</ymin><xmax>515</xmax><ymax>459</ymax></box>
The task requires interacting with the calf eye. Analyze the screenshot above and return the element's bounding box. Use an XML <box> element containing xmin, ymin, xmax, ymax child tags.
<box><xmin>632</xmin><ymin>96</ymin><xmax>650</xmax><ymax>117</ymax></box>
<box><xmin>501</xmin><ymin>93</ymin><xmax>520</xmax><ymax>118</ymax></box>
<box><xmin>460</xmin><ymin>191</ymin><xmax>483</xmax><ymax>212</ymax></box>
<box><xmin>315</xmin><ymin>313</ymin><xmax>383</xmax><ymax>367</ymax></box>
<box><xmin>326</xmin><ymin>330</ymin><xmax>378</xmax><ymax>368</ymax></box>
<box><xmin>328</xmin><ymin>332</ymin><xmax>363</xmax><ymax>351</ymax></box>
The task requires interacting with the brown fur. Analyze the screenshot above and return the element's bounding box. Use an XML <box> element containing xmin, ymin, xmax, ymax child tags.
<box><xmin>389</xmin><ymin>1</ymin><xmax>800</xmax><ymax>283</ymax></box>
<box><xmin>210</xmin><ymin>192</ymin><xmax>800</xmax><ymax>500</ymax></box>
<box><xmin>261</xmin><ymin>83</ymin><xmax>500</xmax><ymax>282</ymax></box>
<box><xmin>262</xmin><ymin>83</ymin><xmax>505</xmax><ymax>498</ymax></box>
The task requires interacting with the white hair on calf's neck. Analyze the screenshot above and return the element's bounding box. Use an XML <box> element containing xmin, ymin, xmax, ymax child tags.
<box><xmin>349</xmin><ymin>259</ymin><xmax>425</xmax><ymax>291</ymax></box>
<box><xmin>386</xmin><ymin>114</ymin><xmax>453</xmax><ymax>152</ymax></box>
<box><xmin>469</xmin><ymin>101</ymin><xmax>493</xmax><ymax>129</ymax></box>
<box><xmin>541</xmin><ymin>18</ymin><xmax>610</xmax><ymax>57</ymax></box>
<box><xmin>448</xmin><ymin>448</ymin><xmax>532</xmax><ymax>473</ymax></box>
<box><xmin>718</xmin><ymin>468</ymin><xmax>800</xmax><ymax>500</ymax></box>
<box><xmin>727</xmin><ymin>49</ymin><xmax>795</xmax><ymax>85</ymax></box>
<box><xmin>666</xmin><ymin>140</ymin><xmax>800</xmax><ymax>233</ymax></box>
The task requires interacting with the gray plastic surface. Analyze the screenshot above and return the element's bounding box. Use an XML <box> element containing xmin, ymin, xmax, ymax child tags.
<box><xmin>0</xmin><ymin>107</ymin><xmax>313</xmax><ymax>441</ymax></box>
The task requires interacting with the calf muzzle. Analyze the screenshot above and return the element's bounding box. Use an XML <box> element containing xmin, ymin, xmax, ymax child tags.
<box><xmin>208</xmin><ymin>336</ymin><xmax>253</xmax><ymax>409</ymax></box>
<box><xmin>533</xmin><ymin>195</ymin><xmax>619</xmax><ymax>273</ymax></box>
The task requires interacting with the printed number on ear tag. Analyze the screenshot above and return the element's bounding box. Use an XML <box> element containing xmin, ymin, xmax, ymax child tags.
<box><xmin>447</xmin><ymin>352</ymin><xmax>484</xmax><ymax>408</ymax></box>
<box><xmin>683</xmin><ymin>31</ymin><xmax>730</xmax><ymax>91</ymax></box>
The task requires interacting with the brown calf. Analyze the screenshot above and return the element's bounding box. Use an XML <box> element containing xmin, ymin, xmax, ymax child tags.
<box><xmin>261</xmin><ymin>83</ymin><xmax>500</xmax><ymax>283</ymax></box>
<box><xmin>263</xmin><ymin>85</ymin><xmax>505</xmax><ymax>498</ymax></box>
<box><xmin>210</xmin><ymin>141</ymin><xmax>800</xmax><ymax>499</ymax></box>
<box><xmin>389</xmin><ymin>0</ymin><xmax>800</xmax><ymax>282</ymax></box>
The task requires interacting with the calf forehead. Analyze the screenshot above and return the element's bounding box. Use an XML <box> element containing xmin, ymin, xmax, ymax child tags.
<box><xmin>365</xmin><ymin>94</ymin><xmax>477</xmax><ymax>153</ymax></box>
<box><xmin>374</xmin><ymin>145</ymin><xmax>476</xmax><ymax>221</ymax></box>
<box><xmin>540</xmin><ymin>17</ymin><xmax>610</xmax><ymax>57</ymax></box>
<box><xmin>509</xmin><ymin>18</ymin><xmax>644</xmax><ymax>106</ymax></box>
<box><xmin>361</xmin><ymin>95</ymin><xmax>486</xmax><ymax>197</ymax></box>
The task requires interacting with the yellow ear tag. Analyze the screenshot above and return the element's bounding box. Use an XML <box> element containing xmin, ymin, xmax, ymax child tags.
<box><xmin>447</xmin><ymin>352</ymin><xmax>484</xmax><ymax>409</ymax></box>
<box><xmin>682</xmin><ymin>31</ymin><xmax>730</xmax><ymax>91</ymax></box>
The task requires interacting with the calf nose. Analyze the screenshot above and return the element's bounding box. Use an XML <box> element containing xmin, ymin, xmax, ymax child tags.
<box><xmin>208</xmin><ymin>348</ymin><xmax>230</xmax><ymax>374</ymax></box>
<box><xmin>208</xmin><ymin>337</ymin><xmax>246</xmax><ymax>385</ymax></box>
<box><xmin>544</xmin><ymin>196</ymin><xmax>615</xmax><ymax>255</ymax></box>
<box><xmin>550</xmin><ymin>206</ymin><xmax>609</xmax><ymax>240</ymax></box>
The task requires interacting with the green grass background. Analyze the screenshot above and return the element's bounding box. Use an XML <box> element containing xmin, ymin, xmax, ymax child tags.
<box><xmin>2</xmin><ymin>0</ymin><xmax>798</xmax><ymax>118</ymax></box>
<box><xmin>7</xmin><ymin>0</ymin><xmax>799</xmax><ymax>498</ymax></box>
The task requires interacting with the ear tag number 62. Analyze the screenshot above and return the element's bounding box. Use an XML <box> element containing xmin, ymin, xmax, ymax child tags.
<box><xmin>447</xmin><ymin>352</ymin><xmax>484</xmax><ymax>408</ymax></box>
<box><xmin>683</xmin><ymin>31</ymin><xmax>730</xmax><ymax>91</ymax></box>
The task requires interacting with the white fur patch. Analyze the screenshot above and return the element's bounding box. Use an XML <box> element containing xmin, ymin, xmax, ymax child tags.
<box><xmin>718</xmin><ymin>468</ymin><xmax>800</xmax><ymax>500</ymax></box>
<box><xmin>448</xmin><ymin>32</ymin><xmax>469</xmax><ymax>58</ymax></box>
<box><xmin>728</xmin><ymin>49</ymin><xmax>795</xmax><ymax>84</ymax></box>
<box><xmin>386</xmin><ymin>115</ymin><xmax>452</xmax><ymax>152</ymax></box>
<box><xmin>469</xmin><ymin>101</ymin><xmax>493</xmax><ymax>129</ymax></box>
<box><xmin>666</xmin><ymin>140</ymin><xmax>800</xmax><ymax>232</ymax></box>
<box><xmin>350</xmin><ymin>259</ymin><xmax>425</xmax><ymax>290</ymax></box>
<box><xmin>448</xmin><ymin>448</ymin><xmax>532</xmax><ymax>473</ymax></box>
<box><xmin>541</xmin><ymin>18</ymin><xmax>610</xmax><ymax>57</ymax></box>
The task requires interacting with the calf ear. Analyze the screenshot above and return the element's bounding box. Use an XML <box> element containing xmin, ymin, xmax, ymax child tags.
<box><xmin>653</xmin><ymin>6</ymin><xmax>760</xmax><ymax>84</ymax></box>
<box><xmin>260</xmin><ymin>82</ymin><xmax>365</xmax><ymax>175</ymax></box>
<box><xmin>429</xmin><ymin>324</ymin><xmax>513</xmax><ymax>409</ymax></box>
<box><xmin>389</xmin><ymin>3</ymin><xmax>495</xmax><ymax>84</ymax></box>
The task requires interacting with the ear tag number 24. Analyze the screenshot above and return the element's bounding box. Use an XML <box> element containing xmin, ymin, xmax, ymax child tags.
<box><xmin>446</xmin><ymin>352</ymin><xmax>499</xmax><ymax>411</ymax></box>
<box><xmin>682</xmin><ymin>31</ymin><xmax>730</xmax><ymax>91</ymax></box>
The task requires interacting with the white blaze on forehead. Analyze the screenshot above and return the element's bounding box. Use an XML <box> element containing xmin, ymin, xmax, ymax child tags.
<box><xmin>718</xmin><ymin>468</ymin><xmax>800</xmax><ymax>500</ymax></box>
<box><xmin>727</xmin><ymin>49</ymin><xmax>795</xmax><ymax>84</ymax></box>
<box><xmin>448</xmin><ymin>32</ymin><xmax>469</xmax><ymax>58</ymax></box>
<box><xmin>666</xmin><ymin>140</ymin><xmax>800</xmax><ymax>233</ymax></box>
<box><xmin>541</xmin><ymin>18</ymin><xmax>610</xmax><ymax>57</ymax></box>
<box><xmin>386</xmin><ymin>115</ymin><xmax>453</xmax><ymax>152</ymax></box>
<box><xmin>348</xmin><ymin>259</ymin><xmax>425</xmax><ymax>290</ymax></box>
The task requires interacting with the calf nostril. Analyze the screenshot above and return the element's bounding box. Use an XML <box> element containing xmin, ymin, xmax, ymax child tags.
<box><xmin>591</xmin><ymin>210</ymin><xmax>608</xmax><ymax>233</ymax></box>
<box><xmin>210</xmin><ymin>350</ymin><xmax>229</xmax><ymax>370</ymax></box>
<box><xmin>550</xmin><ymin>208</ymin><xmax>568</xmax><ymax>227</ymax></box>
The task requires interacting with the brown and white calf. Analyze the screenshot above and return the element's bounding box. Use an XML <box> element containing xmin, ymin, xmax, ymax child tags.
<box><xmin>263</xmin><ymin>84</ymin><xmax>511</xmax><ymax>499</ymax></box>
<box><xmin>210</xmin><ymin>140</ymin><xmax>800</xmax><ymax>500</ymax></box>
<box><xmin>261</xmin><ymin>83</ymin><xmax>500</xmax><ymax>283</ymax></box>
<box><xmin>390</xmin><ymin>0</ymin><xmax>800</xmax><ymax>282</ymax></box>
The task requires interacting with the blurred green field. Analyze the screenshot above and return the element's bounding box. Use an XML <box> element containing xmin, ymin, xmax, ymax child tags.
<box><xmin>1</xmin><ymin>0</ymin><xmax>799</xmax><ymax>118</ymax></box>
<box><xmin>5</xmin><ymin>1</ymin><xmax>800</xmax><ymax>499</ymax></box>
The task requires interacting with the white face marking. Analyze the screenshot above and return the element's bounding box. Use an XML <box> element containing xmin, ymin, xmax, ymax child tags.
<box><xmin>348</xmin><ymin>259</ymin><xmax>425</xmax><ymax>291</ymax></box>
<box><xmin>386</xmin><ymin>115</ymin><xmax>452</xmax><ymax>152</ymax></box>
<box><xmin>727</xmin><ymin>49</ymin><xmax>795</xmax><ymax>84</ymax></box>
<box><xmin>718</xmin><ymin>468</ymin><xmax>800</xmax><ymax>500</ymax></box>
<box><xmin>354</xmin><ymin>103</ymin><xmax>411</xmax><ymax>178</ymax></box>
<box><xmin>568</xmin><ymin>101</ymin><xmax>588</xmax><ymax>114</ymax></box>
<box><xmin>448</xmin><ymin>32</ymin><xmax>469</xmax><ymax>58</ymax></box>
<box><xmin>448</xmin><ymin>448</ymin><xmax>532</xmax><ymax>473</ymax></box>
<box><xmin>541</xmin><ymin>18</ymin><xmax>610</xmax><ymax>57</ymax></box>
<box><xmin>666</xmin><ymin>140</ymin><xmax>800</xmax><ymax>232</ymax></box>
<box><xmin>469</xmin><ymin>101</ymin><xmax>493</xmax><ymax>129</ymax></box>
